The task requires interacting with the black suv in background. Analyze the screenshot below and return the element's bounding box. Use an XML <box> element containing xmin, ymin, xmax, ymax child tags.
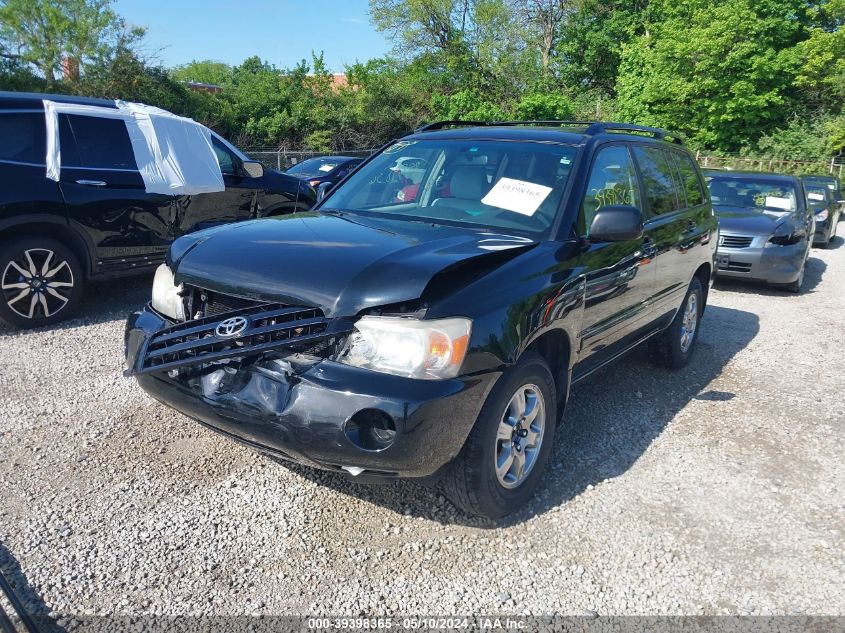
<box><xmin>0</xmin><ymin>91</ymin><xmax>316</xmax><ymax>328</ymax></box>
<box><xmin>126</xmin><ymin>121</ymin><xmax>717</xmax><ymax>519</ymax></box>
<box><xmin>286</xmin><ymin>156</ymin><xmax>363</xmax><ymax>189</ymax></box>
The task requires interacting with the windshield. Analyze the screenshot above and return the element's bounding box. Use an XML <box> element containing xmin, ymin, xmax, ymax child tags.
<box><xmin>805</xmin><ymin>184</ymin><xmax>829</xmax><ymax>204</ymax></box>
<box><xmin>707</xmin><ymin>177</ymin><xmax>798</xmax><ymax>213</ymax></box>
<box><xmin>288</xmin><ymin>157</ymin><xmax>344</xmax><ymax>175</ymax></box>
<box><xmin>804</xmin><ymin>176</ymin><xmax>838</xmax><ymax>191</ymax></box>
<box><xmin>321</xmin><ymin>139</ymin><xmax>579</xmax><ymax>236</ymax></box>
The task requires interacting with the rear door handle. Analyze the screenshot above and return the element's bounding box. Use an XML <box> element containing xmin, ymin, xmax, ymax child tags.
<box><xmin>76</xmin><ymin>179</ymin><xmax>107</xmax><ymax>187</ymax></box>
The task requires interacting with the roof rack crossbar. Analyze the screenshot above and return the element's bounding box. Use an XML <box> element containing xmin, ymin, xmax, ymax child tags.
<box><xmin>414</xmin><ymin>119</ymin><xmax>684</xmax><ymax>144</ymax></box>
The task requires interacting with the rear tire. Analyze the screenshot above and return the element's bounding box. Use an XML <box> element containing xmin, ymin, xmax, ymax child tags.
<box><xmin>0</xmin><ymin>237</ymin><xmax>84</xmax><ymax>329</ymax></box>
<box><xmin>442</xmin><ymin>352</ymin><xmax>557</xmax><ymax>519</ymax></box>
<box><xmin>649</xmin><ymin>277</ymin><xmax>704</xmax><ymax>369</ymax></box>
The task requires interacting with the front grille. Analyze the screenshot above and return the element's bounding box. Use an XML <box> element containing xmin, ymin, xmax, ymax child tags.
<box><xmin>139</xmin><ymin>303</ymin><xmax>344</xmax><ymax>374</ymax></box>
<box><xmin>720</xmin><ymin>234</ymin><xmax>754</xmax><ymax>249</ymax></box>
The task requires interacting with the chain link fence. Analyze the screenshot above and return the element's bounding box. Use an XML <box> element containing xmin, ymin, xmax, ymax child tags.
<box><xmin>241</xmin><ymin>145</ymin><xmax>844</xmax><ymax>180</ymax></box>
<box><xmin>240</xmin><ymin>148</ymin><xmax>377</xmax><ymax>172</ymax></box>
<box><xmin>696</xmin><ymin>152</ymin><xmax>844</xmax><ymax>178</ymax></box>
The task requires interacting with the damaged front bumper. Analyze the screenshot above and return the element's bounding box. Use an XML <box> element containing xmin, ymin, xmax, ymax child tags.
<box><xmin>715</xmin><ymin>235</ymin><xmax>806</xmax><ymax>284</ymax></box>
<box><xmin>125</xmin><ymin>306</ymin><xmax>499</xmax><ymax>480</ymax></box>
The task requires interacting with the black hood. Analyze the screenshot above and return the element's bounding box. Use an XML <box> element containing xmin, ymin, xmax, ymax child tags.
<box><xmin>713</xmin><ymin>205</ymin><xmax>793</xmax><ymax>235</ymax></box>
<box><xmin>167</xmin><ymin>213</ymin><xmax>536</xmax><ymax>316</ymax></box>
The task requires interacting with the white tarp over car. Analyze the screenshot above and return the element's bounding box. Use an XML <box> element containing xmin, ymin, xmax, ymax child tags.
<box><xmin>43</xmin><ymin>99</ymin><xmax>225</xmax><ymax>195</ymax></box>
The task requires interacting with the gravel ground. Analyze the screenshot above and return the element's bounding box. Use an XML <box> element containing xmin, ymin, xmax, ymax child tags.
<box><xmin>1</xmin><ymin>235</ymin><xmax>843</xmax><ymax>620</ymax></box>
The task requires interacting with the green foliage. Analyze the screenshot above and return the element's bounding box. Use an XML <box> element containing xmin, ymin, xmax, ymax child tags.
<box><xmin>0</xmin><ymin>0</ymin><xmax>143</xmax><ymax>86</ymax></box>
<box><xmin>1</xmin><ymin>0</ymin><xmax>843</xmax><ymax>159</ymax></box>
<box><xmin>79</xmin><ymin>49</ymin><xmax>193</xmax><ymax>114</ymax></box>
<box><xmin>749</xmin><ymin>117</ymin><xmax>833</xmax><ymax>161</ymax></box>
<box><xmin>515</xmin><ymin>92</ymin><xmax>574</xmax><ymax>120</ymax></box>
<box><xmin>616</xmin><ymin>0</ymin><xmax>809</xmax><ymax>151</ymax></box>
<box><xmin>170</xmin><ymin>60</ymin><xmax>233</xmax><ymax>87</ymax></box>
<box><xmin>431</xmin><ymin>89</ymin><xmax>507</xmax><ymax>120</ymax></box>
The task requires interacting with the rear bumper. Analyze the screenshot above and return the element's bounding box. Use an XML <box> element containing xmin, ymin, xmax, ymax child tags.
<box><xmin>126</xmin><ymin>308</ymin><xmax>499</xmax><ymax>479</ymax></box>
<box><xmin>715</xmin><ymin>235</ymin><xmax>806</xmax><ymax>284</ymax></box>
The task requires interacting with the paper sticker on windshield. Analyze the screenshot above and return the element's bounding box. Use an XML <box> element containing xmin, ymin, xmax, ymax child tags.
<box><xmin>383</xmin><ymin>140</ymin><xmax>418</xmax><ymax>155</ymax></box>
<box><xmin>765</xmin><ymin>196</ymin><xmax>792</xmax><ymax>210</ymax></box>
<box><xmin>808</xmin><ymin>192</ymin><xmax>825</xmax><ymax>201</ymax></box>
<box><xmin>481</xmin><ymin>178</ymin><xmax>553</xmax><ymax>216</ymax></box>
<box><xmin>318</xmin><ymin>164</ymin><xmax>336</xmax><ymax>172</ymax></box>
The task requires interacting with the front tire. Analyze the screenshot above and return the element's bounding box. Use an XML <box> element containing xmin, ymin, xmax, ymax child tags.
<box><xmin>0</xmin><ymin>238</ymin><xmax>84</xmax><ymax>328</ymax></box>
<box><xmin>784</xmin><ymin>258</ymin><xmax>806</xmax><ymax>293</ymax></box>
<box><xmin>650</xmin><ymin>276</ymin><xmax>704</xmax><ymax>369</ymax></box>
<box><xmin>442</xmin><ymin>352</ymin><xmax>557</xmax><ymax>519</ymax></box>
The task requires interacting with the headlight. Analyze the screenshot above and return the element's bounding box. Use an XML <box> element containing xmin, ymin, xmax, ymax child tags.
<box><xmin>151</xmin><ymin>264</ymin><xmax>185</xmax><ymax>321</ymax></box>
<box><xmin>815</xmin><ymin>209</ymin><xmax>829</xmax><ymax>222</ymax></box>
<box><xmin>337</xmin><ymin>316</ymin><xmax>472</xmax><ymax>380</ymax></box>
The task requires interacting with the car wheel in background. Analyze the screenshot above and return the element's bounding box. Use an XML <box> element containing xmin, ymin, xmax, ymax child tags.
<box><xmin>442</xmin><ymin>352</ymin><xmax>557</xmax><ymax>519</ymax></box>
<box><xmin>0</xmin><ymin>238</ymin><xmax>84</xmax><ymax>328</ymax></box>
<box><xmin>784</xmin><ymin>258</ymin><xmax>806</xmax><ymax>293</ymax></box>
<box><xmin>650</xmin><ymin>276</ymin><xmax>704</xmax><ymax>369</ymax></box>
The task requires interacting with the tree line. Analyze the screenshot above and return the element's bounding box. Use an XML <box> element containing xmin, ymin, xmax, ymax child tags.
<box><xmin>1</xmin><ymin>0</ymin><xmax>843</xmax><ymax>159</ymax></box>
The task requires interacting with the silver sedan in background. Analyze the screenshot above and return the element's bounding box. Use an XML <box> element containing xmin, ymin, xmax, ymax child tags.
<box><xmin>705</xmin><ymin>171</ymin><xmax>814</xmax><ymax>293</ymax></box>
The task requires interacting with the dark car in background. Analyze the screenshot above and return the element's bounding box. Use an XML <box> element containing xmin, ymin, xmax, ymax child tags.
<box><xmin>286</xmin><ymin>156</ymin><xmax>363</xmax><ymax>190</ymax></box>
<box><xmin>0</xmin><ymin>91</ymin><xmax>316</xmax><ymax>328</ymax></box>
<box><xmin>126</xmin><ymin>121</ymin><xmax>717</xmax><ymax>518</ymax></box>
<box><xmin>706</xmin><ymin>170</ymin><xmax>814</xmax><ymax>293</ymax></box>
<box><xmin>802</xmin><ymin>179</ymin><xmax>841</xmax><ymax>247</ymax></box>
<box><xmin>802</xmin><ymin>174</ymin><xmax>843</xmax><ymax>211</ymax></box>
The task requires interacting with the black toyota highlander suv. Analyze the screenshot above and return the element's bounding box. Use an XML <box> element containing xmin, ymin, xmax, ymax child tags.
<box><xmin>0</xmin><ymin>91</ymin><xmax>316</xmax><ymax>328</ymax></box>
<box><xmin>125</xmin><ymin>121</ymin><xmax>717</xmax><ymax>518</ymax></box>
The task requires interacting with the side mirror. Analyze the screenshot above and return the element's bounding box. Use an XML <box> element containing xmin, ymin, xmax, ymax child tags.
<box><xmin>242</xmin><ymin>160</ymin><xmax>264</xmax><ymax>179</ymax></box>
<box><xmin>316</xmin><ymin>181</ymin><xmax>333</xmax><ymax>202</ymax></box>
<box><xmin>588</xmin><ymin>205</ymin><xmax>643</xmax><ymax>242</ymax></box>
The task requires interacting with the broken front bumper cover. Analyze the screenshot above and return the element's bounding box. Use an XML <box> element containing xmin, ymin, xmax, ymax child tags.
<box><xmin>125</xmin><ymin>306</ymin><xmax>499</xmax><ymax>479</ymax></box>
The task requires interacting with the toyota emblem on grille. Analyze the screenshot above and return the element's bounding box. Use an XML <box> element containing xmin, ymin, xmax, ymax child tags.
<box><xmin>216</xmin><ymin>316</ymin><xmax>250</xmax><ymax>338</ymax></box>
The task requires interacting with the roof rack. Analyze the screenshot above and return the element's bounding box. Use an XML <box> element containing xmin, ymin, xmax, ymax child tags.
<box><xmin>414</xmin><ymin>120</ymin><xmax>684</xmax><ymax>145</ymax></box>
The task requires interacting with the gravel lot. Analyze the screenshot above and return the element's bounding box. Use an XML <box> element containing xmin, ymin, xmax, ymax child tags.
<box><xmin>1</xmin><ymin>234</ymin><xmax>843</xmax><ymax>620</ymax></box>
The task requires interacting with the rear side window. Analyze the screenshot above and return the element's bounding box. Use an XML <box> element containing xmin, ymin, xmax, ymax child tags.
<box><xmin>0</xmin><ymin>112</ymin><xmax>45</xmax><ymax>164</ymax></box>
<box><xmin>633</xmin><ymin>146</ymin><xmax>681</xmax><ymax>215</ymax></box>
<box><xmin>673</xmin><ymin>152</ymin><xmax>706</xmax><ymax>206</ymax></box>
<box><xmin>59</xmin><ymin>114</ymin><xmax>137</xmax><ymax>170</ymax></box>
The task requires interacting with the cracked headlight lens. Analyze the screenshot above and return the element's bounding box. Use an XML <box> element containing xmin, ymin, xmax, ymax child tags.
<box><xmin>151</xmin><ymin>264</ymin><xmax>185</xmax><ymax>321</ymax></box>
<box><xmin>338</xmin><ymin>316</ymin><xmax>471</xmax><ymax>380</ymax></box>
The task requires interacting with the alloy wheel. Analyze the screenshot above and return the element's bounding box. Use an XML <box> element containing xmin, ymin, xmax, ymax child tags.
<box><xmin>494</xmin><ymin>384</ymin><xmax>546</xmax><ymax>489</ymax></box>
<box><xmin>679</xmin><ymin>292</ymin><xmax>698</xmax><ymax>353</ymax></box>
<box><xmin>1</xmin><ymin>248</ymin><xmax>75</xmax><ymax>320</ymax></box>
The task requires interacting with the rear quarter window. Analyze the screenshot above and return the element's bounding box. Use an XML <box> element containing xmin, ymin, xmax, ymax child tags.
<box><xmin>0</xmin><ymin>112</ymin><xmax>46</xmax><ymax>164</ymax></box>
<box><xmin>673</xmin><ymin>152</ymin><xmax>706</xmax><ymax>206</ymax></box>
<box><xmin>59</xmin><ymin>114</ymin><xmax>137</xmax><ymax>170</ymax></box>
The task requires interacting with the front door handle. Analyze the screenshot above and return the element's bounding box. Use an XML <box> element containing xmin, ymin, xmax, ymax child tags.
<box><xmin>76</xmin><ymin>179</ymin><xmax>107</xmax><ymax>187</ymax></box>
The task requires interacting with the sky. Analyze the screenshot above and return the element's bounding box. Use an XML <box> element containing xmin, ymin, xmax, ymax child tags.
<box><xmin>112</xmin><ymin>0</ymin><xmax>393</xmax><ymax>73</ymax></box>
